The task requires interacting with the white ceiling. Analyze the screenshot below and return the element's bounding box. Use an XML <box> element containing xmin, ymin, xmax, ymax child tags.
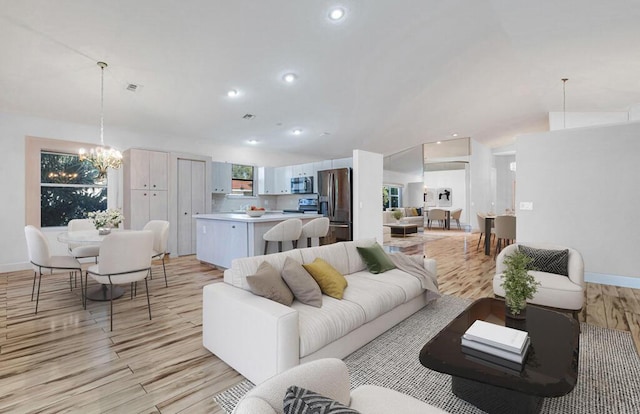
<box><xmin>1</xmin><ymin>0</ymin><xmax>639</xmax><ymax>161</ymax></box>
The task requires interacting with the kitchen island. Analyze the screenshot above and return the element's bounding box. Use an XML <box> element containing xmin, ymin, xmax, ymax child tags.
<box><xmin>195</xmin><ymin>212</ymin><xmax>323</xmax><ymax>268</ymax></box>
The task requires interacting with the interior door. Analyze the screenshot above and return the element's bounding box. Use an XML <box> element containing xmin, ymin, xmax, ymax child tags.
<box><xmin>190</xmin><ymin>160</ymin><xmax>206</xmax><ymax>254</ymax></box>
<box><xmin>177</xmin><ymin>159</ymin><xmax>192</xmax><ymax>256</ymax></box>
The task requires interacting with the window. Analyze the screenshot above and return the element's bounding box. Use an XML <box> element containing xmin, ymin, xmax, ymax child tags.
<box><xmin>231</xmin><ymin>164</ymin><xmax>254</xmax><ymax>196</ymax></box>
<box><xmin>40</xmin><ymin>151</ymin><xmax>107</xmax><ymax>227</ymax></box>
<box><xmin>382</xmin><ymin>185</ymin><xmax>402</xmax><ymax>210</ymax></box>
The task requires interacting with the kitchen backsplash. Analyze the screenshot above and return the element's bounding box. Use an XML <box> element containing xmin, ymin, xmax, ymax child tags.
<box><xmin>211</xmin><ymin>194</ymin><xmax>316</xmax><ymax>213</ymax></box>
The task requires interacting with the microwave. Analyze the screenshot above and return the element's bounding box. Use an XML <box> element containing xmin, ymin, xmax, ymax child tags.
<box><xmin>291</xmin><ymin>176</ymin><xmax>314</xmax><ymax>194</ymax></box>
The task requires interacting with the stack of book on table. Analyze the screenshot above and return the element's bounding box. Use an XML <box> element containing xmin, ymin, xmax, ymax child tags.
<box><xmin>461</xmin><ymin>320</ymin><xmax>530</xmax><ymax>372</ymax></box>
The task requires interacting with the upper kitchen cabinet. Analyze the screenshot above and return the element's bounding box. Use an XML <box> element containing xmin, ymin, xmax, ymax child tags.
<box><xmin>274</xmin><ymin>166</ymin><xmax>292</xmax><ymax>194</ymax></box>
<box><xmin>257</xmin><ymin>167</ymin><xmax>276</xmax><ymax>195</ymax></box>
<box><xmin>127</xmin><ymin>149</ymin><xmax>168</xmax><ymax>190</ymax></box>
<box><xmin>331</xmin><ymin>157</ymin><xmax>353</xmax><ymax>169</ymax></box>
<box><xmin>212</xmin><ymin>161</ymin><xmax>232</xmax><ymax>194</ymax></box>
<box><xmin>291</xmin><ymin>163</ymin><xmax>314</xmax><ymax>177</ymax></box>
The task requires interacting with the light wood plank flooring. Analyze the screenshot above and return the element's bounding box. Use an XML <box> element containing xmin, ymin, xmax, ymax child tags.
<box><xmin>1</xmin><ymin>232</ymin><xmax>638</xmax><ymax>412</ymax></box>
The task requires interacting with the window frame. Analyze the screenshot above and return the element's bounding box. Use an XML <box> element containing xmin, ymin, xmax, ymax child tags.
<box><xmin>39</xmin><ymin>150</ymin><xmax>108</xmax><ymax>228</ymax></box>
<box><xmin>26</xmin><ymin>136</ymin><xmax>113</xmax><ymax>228</ymax></box>
<box><xmin>230</xmin><ymin>164</ymin><xmax>255</xmax><ymax>197</ymax></box>
<box><xmin>382</xmin><ymin>184</ymin><xmax>403</xmax><ymax>210</ymax></box>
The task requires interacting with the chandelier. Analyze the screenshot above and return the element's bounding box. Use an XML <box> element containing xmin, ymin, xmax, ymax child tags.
<box><xmin>79</xmin><ymin>61</ymin><xmax>122</xmax><ymax>184</ymax></box>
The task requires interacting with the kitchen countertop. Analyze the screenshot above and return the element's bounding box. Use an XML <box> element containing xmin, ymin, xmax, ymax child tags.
<box><xmin>195</xmin><ymin>212</ymin><xmax>322</xmax><ymax>222</ymax></box>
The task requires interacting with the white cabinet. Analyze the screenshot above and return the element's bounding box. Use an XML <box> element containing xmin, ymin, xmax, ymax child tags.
<box><xmin>332</xmin><ymin>157</ymin><xmax>353</xmax><ymax>169</ymax></box>
<box><xmin>212</xmin><ymin>162</ymin><xmax>232</xmax><ymax>193</ymax></box>
<box><xmin>257</xmin><ymin>167</ymin><xmax>276</xmax><ymax>195</ymax></box>
<box><xmin>128</xmin><ymin>148</ymin><xmax>168</xmax><ymax>190</ymax></box>
<box><xmin>196</xmin><ymin>219</ymin><xmax>248</xmax><ymax>268</ymax></box>
<box><xmin>274</xmin><ymin>166</ymin><xmax>292</xmax><ymax>194</ymax></box>
<box><xmin>314</xmin><ymin>160</ymin><xmax>333</xmax><ymax>174</ymax></box>
<box><xmin>123</xmin><ymin>149</ymin><xmax>169</xmax><ymax>230</ymax></box>
<box><xmin>291</xmin><ymin>163</ymin><xmax>314</xmax><ymax>177</ymax></box>
<box><xmin>177</xmin><ymin>159</ymin><xmax>206</xmax><ymax>256</ymax></box>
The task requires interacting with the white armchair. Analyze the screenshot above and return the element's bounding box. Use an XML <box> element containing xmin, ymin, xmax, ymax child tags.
<box><xmin>232</xmin><ymin>358</ymin><xmax>449</xmax><ymax>414</ymax></box>
<box><xmin>493</xmin><ymin>243</ymin><xmax>585</xmax><ymax>320</ymax></box>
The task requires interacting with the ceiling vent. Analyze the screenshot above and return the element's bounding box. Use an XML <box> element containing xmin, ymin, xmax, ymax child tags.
<box><xmin>126</xmin><ymin>83</ymin><xmax>139</xmax><ymax>92</ymax></box>
<box><xmin>242</xmin><ymin>114</ymin><xmax>256</xmax><ymax>120</ymax></box>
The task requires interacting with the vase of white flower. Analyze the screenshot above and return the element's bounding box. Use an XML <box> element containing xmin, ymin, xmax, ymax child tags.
<box><xmin>88</xmin><ymin>209</ymin><xmax>124</xmax><ymax>233</ymax></box>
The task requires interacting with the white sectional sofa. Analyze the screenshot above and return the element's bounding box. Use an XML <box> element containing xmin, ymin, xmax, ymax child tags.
<box><xmin>383</xmin><ymin>208</ymin><xmax>425</xmax><ymax>229</ymax></box>
<box><xmin>202</xmin><ymin>238</ymin><xmax>438</xmax><ymax>384</ymax></box>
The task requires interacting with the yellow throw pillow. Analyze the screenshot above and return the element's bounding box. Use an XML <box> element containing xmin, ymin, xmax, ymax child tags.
<box><xmin>302</xmin><ymin>258</ymin><xmax>348</xmax><ymax>299</ymax></box>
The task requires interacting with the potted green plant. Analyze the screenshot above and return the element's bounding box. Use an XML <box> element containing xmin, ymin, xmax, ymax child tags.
<box><xmin>500</xmin><ymin>249</ymin><xmax>540</xmax><ymax>318</ymax></box>
<box><xmin>392</xmin><ymin>209</ymin><xmax>403</xmax><ymax>223</ymax></box>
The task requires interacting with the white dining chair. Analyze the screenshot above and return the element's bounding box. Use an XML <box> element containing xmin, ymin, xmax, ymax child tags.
<box><xmin>263</xmin><ymin>219</ymin><xmax>303</xmax><ymax>254</ymax></box>
<box><xmin>24</xmin><ymin>225</ymin><xmax>83</xmax><ymax>314</ymax></box>
<box><xmin>67</xmin><ymin>219</ymin><xmax>100</xmax><ymax>262</ymax></box>
<box><xmin>143</xmin><ymin>220</ymin><xmax>170</xmax><ymax>287</ymax></box>
<box><xmin>428</xmin><ymin>209</ymin><xmax>447</xmax><ymax>229</ymax></box>
<box><xmin>450</xmin><ymin>209</ymin><xmax>463</xmax><ymax>230</ymax></box>
<box><xmin>494</xmin><ymin>215</ymin><xmax>516</xmax><ymax>257</ymax></box>
<box><xmin>300</xmin><ymin>217</ymin><xmax>330</xmax><ymax>248</ymax></box>
<box><xmin>85</xmin><ymin>230</ymin><xmax>154</xmax><ymax>331</ymax></box>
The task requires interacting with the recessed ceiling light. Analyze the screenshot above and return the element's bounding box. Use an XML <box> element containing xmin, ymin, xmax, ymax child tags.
<box><xmin>452</xmin><ymin>133</ymin><xmax>458</xmax><ymax>137</ymax></box>
<box><xmin>292</xmin><ymin>129</ymin><xmax>303</xmax><ymax>136</ymax></box>
<box><xmin>329</xmin><ymin>7</ymin><xmax>345</xmax><ymax>21</ymax></box>
<box><xmin>247</xmin><ymin>139</ymin><xmax>259</xmax><ymax>144</ymax></box>
<box><xmin>227</xmin><ymin>89</ymin><xmax>239</xmax><ymax>97</ymax></box>
<box><xmin>436</xmin><ymin>141</ymin><xmax>442</xmax><ymax>144</ymax></box>
<box><xmin>283</xmin><ymin>73</ymin><xmax>297</xmax><ymax>83</ymax></box>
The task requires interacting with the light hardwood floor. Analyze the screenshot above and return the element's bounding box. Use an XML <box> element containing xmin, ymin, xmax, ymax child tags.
<box><xmin>1</xmin><ymin>232</ymin><xmax>638</xmax><ymax>413</ymax></box>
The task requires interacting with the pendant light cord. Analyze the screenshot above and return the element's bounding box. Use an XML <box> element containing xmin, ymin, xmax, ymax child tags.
<box><xmin>98</xmin><ymin>61</ymin><xmax>107</xmax><ymax>146</ymax></box>
<box><xmin>562</xmin><ymin>78</ymin><xmax>568</xmax><ymax>129</ymax></box>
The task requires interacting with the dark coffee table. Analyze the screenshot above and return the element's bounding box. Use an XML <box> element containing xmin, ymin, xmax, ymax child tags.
<box><xmin>419</xmin><ymin>298</ymin><xmax>579</xmax><ymax>414</ymax></box>
<box><xmin>384</xmin><ymin>223</ymin><xmax>418</xmax><ymax>237</ymax></box>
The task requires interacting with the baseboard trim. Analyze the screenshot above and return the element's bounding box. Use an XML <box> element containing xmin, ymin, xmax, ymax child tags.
<box><xmin>585</xmin><ymin>272</ymin><xmax>640</xmax><ymax>289</ymax></box>
<box><xmin>0</xmin><ymin>262</ymin><xmax>31</xmax><ymax>273</ymax></box>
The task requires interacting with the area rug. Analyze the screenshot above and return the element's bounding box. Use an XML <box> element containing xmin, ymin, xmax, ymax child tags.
<box><xmin>383</xmin><ymin>232</ymin><xmax>445</xmax><ymax>249</ymax></box>
<box><xmin>213</xmin><ymin>295</ymin><xmax>640</xmax><ymax>413</ymax></box>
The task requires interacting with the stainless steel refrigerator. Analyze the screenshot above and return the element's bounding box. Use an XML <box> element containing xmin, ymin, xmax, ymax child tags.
<box><xmin>317</xmin><ymin>168</ymin><xmax>352</xmax><ymax>243</ymax></box>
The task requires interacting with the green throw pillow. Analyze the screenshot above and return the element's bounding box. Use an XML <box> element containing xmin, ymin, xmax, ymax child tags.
<box><xmin>356</xmin><ymin>242</ymin><xmax>396</xmax><ymax>274</ymax></box>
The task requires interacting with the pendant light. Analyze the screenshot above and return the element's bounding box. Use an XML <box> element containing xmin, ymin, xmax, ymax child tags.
<box><xmin>79</xmin><ymin>61</ymin><xmax>123</xmax><ymax>184</ymax></box>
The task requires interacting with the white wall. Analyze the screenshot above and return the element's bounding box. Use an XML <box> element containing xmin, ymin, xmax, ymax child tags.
<box><xmin>469</xmin><ymin>140</ymin><xmax>494</xmax><ymax>231</ymax></box>
<box><xmin>517</xmin><ymin>121</ymin><xmax>640</xmax><ymax>285</ymax></box>
<box><xmin>0</xmin><ymin>111</ymin><xmax>317</xmax><ymax>272</ymax></box>
<box><xmin>353</xmin><ymin>150</ymin><xmax>383</xmax><ymax>244</ymax></box>
<box><xmin>382</xmin><ymin>169</ymin><xmax>422</xmax><ymax>206</ymax></box>
<box><xmin>406</xmin><ymin>182</ymin><xmax>424</xmax><ymax>207</ymax></box>
<box><xmin>495</xmin><ymin>154</ymin><xmax>516</xmax><ymax>214</ymax></box>
<box><xmin>423</xmin><ymin>169</ymin><xmax>467</xmax><ymax>225</ymax></box>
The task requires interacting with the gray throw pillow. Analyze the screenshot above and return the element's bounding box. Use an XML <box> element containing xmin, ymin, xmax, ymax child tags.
<box><xmin>283</xmin><ymin>385</ymin><xmax>360</xmax><ymax>414</ymax></box>
<box><xmin>518</xmin><ymin>245</ymin><xmax>569</xmax><ymax>277</ymax></box>
<box><xmin>246</xmin><ymin>261</ymin><xmax>294</xmax><ymax>306</ymax></box>
<box><xmin>281</xmin><ymin>257</ymin><xmax>322</xmax><ymax>307</ymax></box>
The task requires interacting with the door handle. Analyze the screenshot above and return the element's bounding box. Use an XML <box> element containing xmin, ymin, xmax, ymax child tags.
<box><xmin>184</xmin><ymin>212</ymin><xmax>188</xmax><ymax>215</ymax></box>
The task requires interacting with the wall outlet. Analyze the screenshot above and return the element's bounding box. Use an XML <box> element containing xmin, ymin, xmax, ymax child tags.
<box><xmin>520</xmin><ymin>201</ymin><xmax>533</xmax><ymax>211</ymax></box>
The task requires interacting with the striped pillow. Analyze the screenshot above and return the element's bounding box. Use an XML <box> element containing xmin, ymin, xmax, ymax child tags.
<box><xmin>519</xmin><ymin>245</ymin><xmax>569</xmax><ymax>277</ymax></box>
<box><xmin>283</xmin><ymin>386</ymin><xmax>360</xmax><ymax>414</ymax></box>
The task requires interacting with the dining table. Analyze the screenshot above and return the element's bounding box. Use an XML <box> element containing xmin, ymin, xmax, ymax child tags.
<box><xmin>57</xmin><ymin>229</ymin><xmax>131</xmax><ymax>301</ymax></box>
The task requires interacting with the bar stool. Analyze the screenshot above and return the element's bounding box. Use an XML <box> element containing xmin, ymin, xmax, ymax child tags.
<box><xmin>300</xmin><ymin>217</ymin><xmax>330</xmax><ymax>248</ymax></box>
<box><xmin>263</xmin><ymin>219</ymin><xmax>303</xmax><ymax>255</ymax></box>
